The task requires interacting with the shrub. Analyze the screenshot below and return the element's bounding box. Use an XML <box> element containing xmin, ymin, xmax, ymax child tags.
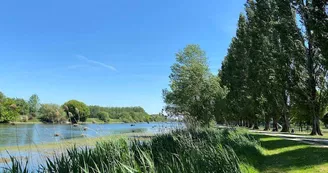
<box><xmin>39</xmin><ymin>104</ymin><xmax>66</xmax><ymax>124</ymax></box>
<box><xmin>97</xmin><ymin>111</ymin><xmax>109</xmax><ymax>122</ymax></box>
<box><xmin>62</xmin><ymin>100</ymin><xmax>90</xmax><ymax>123</ymax></box>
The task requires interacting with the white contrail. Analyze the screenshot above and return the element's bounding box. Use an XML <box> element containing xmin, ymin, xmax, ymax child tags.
<box><xmin>76</xmin><ymin>55</ymin><xmax>117</xmax><ymax>71</ymax></box>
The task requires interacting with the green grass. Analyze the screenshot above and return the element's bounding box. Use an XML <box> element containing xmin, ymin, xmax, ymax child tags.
<box><xmin>251</xmin><ymin>134</ymin><xmax>328</xmax><ymax>173</ymax></box>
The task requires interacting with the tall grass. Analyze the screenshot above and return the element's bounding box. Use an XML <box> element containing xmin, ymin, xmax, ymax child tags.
<box><xmin>6</xmin><ymin>128</ymin><xmax>260</xmax><ymax>173</ymax></box>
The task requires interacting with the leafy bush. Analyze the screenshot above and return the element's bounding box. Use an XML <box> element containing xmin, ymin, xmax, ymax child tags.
<box><xmin>97</xmin><ymin>111</ymin><xmax>110</xmax><ymax>122</ymax></box>
<box><xmin>62</xmin><ymin>100</ymin><xmax>90</xmax><ymax>123</ymax></box>
<box><xmin>39</xmin><ymin>104</ymin><xmax>67</xmax><ymax>123</ymax></box>
<box><xmin>0</xmin><ymin>98</ymin><xmax>20</xmax><ymax>122</ymax></box>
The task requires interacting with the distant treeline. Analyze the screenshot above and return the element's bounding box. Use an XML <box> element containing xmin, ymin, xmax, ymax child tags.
<box><xmin>89</xmin><ymin>106</ymin><xmax>167</xmax><ymax>123</ymax></box>
<box><xmin>0</xmin><ymin>91</ymin><xmax>166</xmax><ymax>124</ymax></box>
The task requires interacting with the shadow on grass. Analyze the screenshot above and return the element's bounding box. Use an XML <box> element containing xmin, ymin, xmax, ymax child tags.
<box><xmin>259</xmin><ymin>138</ymin><xmax>306</xmax><ymax>150</ymax></box>
<box><xmin>260</xmin><ymin>146</ymin><xmax>328</xmax><ymax>172</ymax></box>
<box><xmin>250</xmin><ymin>134</ymin><xmax>328</xmax><ymax>172</ymax></box>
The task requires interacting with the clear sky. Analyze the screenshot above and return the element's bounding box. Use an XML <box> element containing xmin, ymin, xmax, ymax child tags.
<box><xmin>0</xmin><ymin>0</ymin><xmax>245</xmax><ymax>114</ymax></box>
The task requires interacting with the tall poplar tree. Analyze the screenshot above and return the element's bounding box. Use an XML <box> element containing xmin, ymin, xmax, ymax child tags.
<box><xmin>293</xmin><ymin>0</ymin><xmax>328</xmax><ymax>135</ymax></box>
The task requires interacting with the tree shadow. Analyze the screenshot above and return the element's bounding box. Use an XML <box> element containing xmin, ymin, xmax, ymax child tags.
<box><xmin>259</xmin><ymin>146</ymin><xmax>328</xmax><ymax>172</ymax></box>
<box><xmin>250</xmin><ymin>134</ymin><xmax>328</xmax><ymax>172</ymax></box>
<box><xmin>259</xmin><ymin>138</ymin><xmax>307</xmax><ymax>150</ymax></box>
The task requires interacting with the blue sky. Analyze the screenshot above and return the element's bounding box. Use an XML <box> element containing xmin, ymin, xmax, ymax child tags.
<box><xmin>0</xmin><ymin>0</ymin><xmax>245</xmax><ymax>114</ymax></box>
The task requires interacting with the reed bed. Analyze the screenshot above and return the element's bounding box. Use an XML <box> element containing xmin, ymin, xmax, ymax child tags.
<box><xmin>4</xmin><ymin>128</ymin><xmax>260</xmax><ymax>173</ymax></box>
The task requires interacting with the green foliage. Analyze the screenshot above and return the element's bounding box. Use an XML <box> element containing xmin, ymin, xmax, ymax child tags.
<box><xmin>63</xmin><ymin>100</ymin><xmax>90</xmax><ymax>123</ymax></box>
<box><xmin>0</xmin><ymin>98</ymin><xmax>20</xmax><ymax>122</ymax></box>
<box><xmin>0</xmin><ymin>92</ymin><xmax>28</xmax><ymax>122</ymax></box>
<box><xmin>3</xmin><ymin>155</ymin><xmax>28</xmax><ymax>173</ymax></box>
<box><xmin>89</xmin><ymin>106</ymin><xmax>156</xmax><ymax>123</ymax></box>
<box><xmin>0</xmin><ymin>92</ymin><xmax>5</xmax><ymax>103</ymax></box>
<box><xmin>322</xmin><ymin>114</ymin><xmax>328</xmax><ymax>127</ymax></box>
<box><xmin>163</xmin><ymin>44</ymin><xmax>227</xmax><ymax>127</ymax></box>
<box><xmin>150</xmin><ymin>114</ymin><xmax>167</xmax><ymax>122</ymax></box>
<box><xmin>217</xmin><ymin>0</ymin><xmax>328</xmax><ymax>135</ymax></box>
<box><xmin>291</xmin><ymin>0</ymin><xmax>328</xmax><ymax>135</ymax></box>
<box><xmin>97</xmin><ymin>111</ymin><xmax>110</xmax><ymax>122</ymax></box>
<box><xmin>28</xmin><ymin>94</ymin><xmax>40</xmax><ymax>117</ymax></box>
<box><xmin>220</xmin><ymin>13</ymin><xmax>251</xmax><ymax>124</ymax></box>
<box><xmin>39</xmin><ymin>104</ymin><xmax>67</xmax><ymax>123</ymax></box>
<box><xmin>14</xmin><ymin>98</ymin><xmax>29</xmax><ymax>115</ymax></box>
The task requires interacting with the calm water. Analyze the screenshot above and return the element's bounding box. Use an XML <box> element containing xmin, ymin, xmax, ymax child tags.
<box><xmin>0</xmin><ymin>122</ymin><xmax>182</xmax><ymax>147</ymax></box>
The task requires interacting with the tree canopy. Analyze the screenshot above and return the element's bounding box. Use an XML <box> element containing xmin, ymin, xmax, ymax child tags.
<box><xmin>163</xmin><ymin>44</ymin><xmax>227</xmax><ymax>127</ymax></box>
<box><xmin>216</xmin><ymin>0</ymin><xmax>328</xmax><ymax>135</ymax></box>
<box><xmin>161</xmin><ymin>1</ymin><xmax>328</xmax><ymax>136</ymax></box>
<box><xmin>63</xmin><ymin>100</ymin><xmax>90</xmax><ymax>124</ymax></box>
<box><xmin>39</xmin><ymin>104</ymin><xmax>66</xmax><ymax>123</ymax></box>
<box><xmin>28</xmin><ymin>94</ymin><xmax>40</xmax><ymax>117</ymax></box>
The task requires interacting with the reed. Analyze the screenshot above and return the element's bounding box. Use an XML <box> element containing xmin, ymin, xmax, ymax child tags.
<box><xmin>6</xmin><ymin>128</ymin><xmax>260</xmax><ymax>173</ymax></box>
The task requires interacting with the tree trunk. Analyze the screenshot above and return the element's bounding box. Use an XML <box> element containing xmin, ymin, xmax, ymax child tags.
<box><xmin>264</xmin><ymin>116</ymin><xmax>270</xmax><ymax>131</ymax></box>
<box><xmin>253</xmin><ymin>121</ymin><xmax>259</xmax><ymax>130</ymax></box>
<box><xmin>311</xmin><ymin>115</ymin><xmax>323</xmax><ymax>135</ymax></box>
<box><xmin>281</xmin><ymin>107</ymin><xmax>290</xmax><ymax>132</ymax></box>
<box><xmin>281</xmin><ymin>92</ymin><xmax>290</xmax><ymax>132</ymax></box>
<box><xmin>272</xmin><ymin>117</ymin><xmax>278</xmax><ymax>132</ymax></box>
<box><xmin>281</xmin><ymin>115</ymin><xmax>290</xmax><ymax>132</ymax></box>
<box><xmin>303</xmin><ymin>10</ymin><xmax>323</xmax><ymax>136</ymax></box>
<box><xmin>306</xmin><ymin>124</ymin><xmax>310</xmax><ymax>131</ymax></box>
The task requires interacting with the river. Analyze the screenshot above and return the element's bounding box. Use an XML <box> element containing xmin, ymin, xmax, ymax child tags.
<box><xmin>0</xmin><ymin>122</ymin><xmax>182</xmax><ymax>147</ymax></box>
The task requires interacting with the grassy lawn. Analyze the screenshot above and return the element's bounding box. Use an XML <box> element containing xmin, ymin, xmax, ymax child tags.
<box><xmin>251</xmin><ymin>134</ymin><xmax>328</xmax><ymax>173</ymax></box>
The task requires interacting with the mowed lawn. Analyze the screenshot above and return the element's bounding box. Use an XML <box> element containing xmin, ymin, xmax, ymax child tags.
<box><xmin>251</xmin><ymin>134</ymin><xmax>328</xmax><ymax>173</ymax></box>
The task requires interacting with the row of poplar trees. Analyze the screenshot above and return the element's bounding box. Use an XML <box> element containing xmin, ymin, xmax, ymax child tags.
<box><xmin>220</xmin><ymin>0</ymin><xmax>328</xmax><ymax>135</ymax></box>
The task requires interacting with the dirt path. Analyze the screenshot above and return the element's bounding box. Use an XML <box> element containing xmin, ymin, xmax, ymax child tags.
<box><xmin>252</xmin><ymin>130</ymin><xmax>328</xmax><ymax>147</ymax></box>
